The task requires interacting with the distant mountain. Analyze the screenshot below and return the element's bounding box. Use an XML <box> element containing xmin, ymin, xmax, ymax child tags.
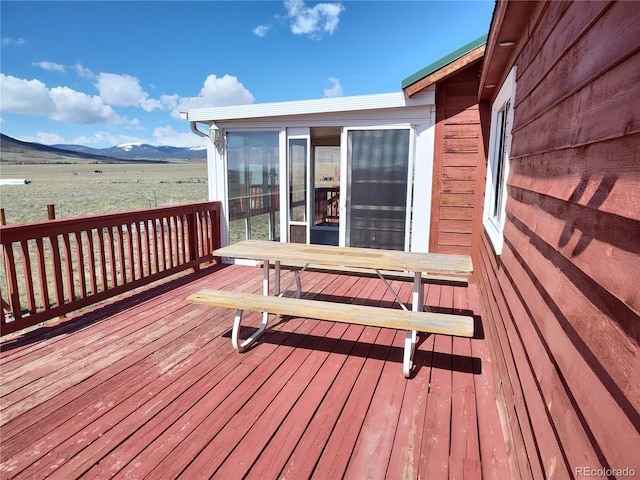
<box><xmin>53</xmin><ymin>142</ymin><xmax>207</xmax><ymax>162</ymax></box>
<box><xmin>1</xmin><ymin>133</ymin><xmax>124</xmax><ymax>164</ymax></box>
<box><xmin>0</xmin><ymin>133</ymin><xmax>207</xmax><ymax>164</ymax></box>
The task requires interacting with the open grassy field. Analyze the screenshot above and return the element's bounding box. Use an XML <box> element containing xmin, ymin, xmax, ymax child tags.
<box><xmin>0</xmin><ymin>163</ymin><xmax>208</xmax><ymax>224</ymax></box>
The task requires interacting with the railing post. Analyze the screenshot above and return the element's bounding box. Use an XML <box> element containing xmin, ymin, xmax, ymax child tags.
<box><xmin>1</xmin><ymin>210</ymin><xmax>14</xmax><ymax>322</ymax></box>
<box><xmin>214</xmin><ymin>203</ymin><xmax>222</xmax><ymax>253</ymax></box>
<box><xmin>1</xmin><ymin>284</ymin><xmax>12</xmax><ymax>322</ymax></box>
<box><xmin>187</xmin><ymin>208</ymin><xmax>199</xmax><ymax>272</ymax></box>
<box><xmin>0</xmin><ymin>210</ymin><xmax>15</xmax><ymax>322</ymax></box>
<box><xmin>2</xmin><ymin>241</ymin><xmax>20</xmax><ymax>322</ymax></box>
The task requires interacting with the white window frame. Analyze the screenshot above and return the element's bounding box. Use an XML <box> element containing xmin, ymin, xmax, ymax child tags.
<box><xmin>286</xmin><ymin>129</ymin><xmax>311</xmax><ymax>243</ymax></box>
<box><xmin>222</xmin><ymin>128</ymin><xmax>284</xmax><ymax>246</ymax></box>
<box><xmin>483</xmin><ymin>67</ymin><xmax>516</xmax><ymax>255</ymax></box>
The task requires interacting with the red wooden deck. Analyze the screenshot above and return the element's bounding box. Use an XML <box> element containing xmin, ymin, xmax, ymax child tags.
<box><xmin>0</xmin><ymin>264</ymin><xmax>510</xmax><ymax>479</ymax></box>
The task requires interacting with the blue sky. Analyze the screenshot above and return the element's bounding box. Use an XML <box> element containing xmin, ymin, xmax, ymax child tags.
<box><xmin>1</xmin><ymin>1</ymin><xmax>494</xmax><ymax>148</ymax></box>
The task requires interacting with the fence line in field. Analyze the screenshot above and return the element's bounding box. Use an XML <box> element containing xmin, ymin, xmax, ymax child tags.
<box><xmin>0</xmin><ymin>201</ymin><xmax>222</xmax><ymax>335</ymax></box>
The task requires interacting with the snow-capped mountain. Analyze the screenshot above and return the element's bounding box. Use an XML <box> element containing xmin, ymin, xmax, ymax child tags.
<box><xmin>53</xmin><ymin>142</ymin><xmax>207</xmax><ymax>161</ymax></box>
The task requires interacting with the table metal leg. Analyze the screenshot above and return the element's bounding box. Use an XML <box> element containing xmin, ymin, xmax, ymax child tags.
<box><xmin>236</xmin><ymin>259</ymin><xmax>301</xmax><ymax>353</ymax></box>
<box><xmin>403</xmin><ymin>271</ymin><xmax>424</xmax><ymax>378</ymax></box>
<box><xmin>413</xmin><ymin>271</ymin><xmax>424</xmax><ymax>311</ymax></box>
<box><xmin>373</xmin><ymin>268</ymin><xmax>421</xmax><ymax>377</ymax></box>
<box><xmin>259</xmin><ymin>259</ymin><xmax>272</xmax><ymax>345</ymax></box>
<box><xmin>294</xmin><ymin>273</ymin><xmax>302</xmax><ymax>298</ymax></box>
<box><xmin>263</xmin><ymin>259</ymin><xmax>270</xmax><ymax>296</ymax></box>
<box><xmin>375</xmin><ymin>270</ymin><xmax>408</xmax><ymax>312</ymax></box>
<box><xmin>278</xmin><ymin>264</ymin><xmax>309</xmax><ymax>299</ymax></box>
<box><xmin>403</xmin><ymin>330</ymin><xmax>416</xmax><ymax>377</ymax></box>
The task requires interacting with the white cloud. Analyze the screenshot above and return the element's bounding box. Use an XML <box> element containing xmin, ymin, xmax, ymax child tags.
<box><xmin>200</xmin><ymin>74</ymin><xmax>255</xmax><ymax>105</ymax></box>
<box><xmin>1</xmin><ymin>67</ymin><xmax>254</xmax><ymax>147</ymax></box>
<box><xmin>33</xmin><ymin>61</ymin><xmax>66</xmax><ymax>73</ymax></box>
<box><xmin>160</xmin><ymin>93</ymin><xmax>180</xmax><ymax>112</ymax></box>
<box><xmin>0</xmin><ymin>74</ymin><xmax>120</xmax><ymax>125</ymax></box>
<box><xmin>48</xmin><ymin>86</ymin><xmax>121</xmax><ymax>124</ymax></box>
<box><xmin>152</xmin><ymin>125</ymin><xmax>206</xmax><ymax>148</ymax></box>
<box><xmin>285</xmin><ymin>0</ymin><xmax>344</xmax><ymax>38</ymax></box>
<box><xmin>72</xmin><ymin>131</ymin><xmax>114</xmax><ymax>146</ymax></box>
<box><xmin>96</xmin><ymin>73</ymin><xmax>161</xmax><ymax>112</ymax></box>
<box><xmin>166</xmin><ymin>74</ymin><xmax>255</xmax><ymax>118</ymax></box>
<box><xmin>253</xmin><ymin>25</ymin><xmax>270</xmax><ymax>37</ymax></box>
<box><xmin>34</xmin><ymin>132</ymin><xmax>65</xmax><ymax>145</ymax></box>
<box><xmin>324</xmin><ymin>76</ymin><xmax>343</xmax><ymax>97</ymax></box>
<box><xmin>16</xmin><ymin>132</ymin><xmax>56</xmax><ymax>144</ymax></box>
<box><xmin>1</xmin><ymin>37</ymin><xmax>27</xmax><ymax>46</ymax></box>
<box><xmin>141</xmin><ymin>97</ymin><xmax>163</xmax><ymax>112</ymax></box>
<box><xmin>96</xmin><ymin>73</ymin><xmax>141</xmax><ymax>107</ymax></box>
<box><xmin>73</xmin><ymin>63</ymin><xmax>94</xmax><ymax>79</ymax></box>
<box><xmin>120</xmin><ymin>118</ymin><xmax>145</xmax><ymax>132</ymax></box>
<box><xmin>0</xmin><ymin>74</ymin><xmax>56</xmax><ymax>115</ymax></box>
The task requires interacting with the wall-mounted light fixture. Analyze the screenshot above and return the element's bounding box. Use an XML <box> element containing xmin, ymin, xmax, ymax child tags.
<box><xmin>499</xmin><ymin>40</ymin><xmax>515</xmax><ymax>47</ymax></box>
<box><xmin>208</xmin><ymin>128</ymin><xmax>223</xmax><ymax>151</ymax></box>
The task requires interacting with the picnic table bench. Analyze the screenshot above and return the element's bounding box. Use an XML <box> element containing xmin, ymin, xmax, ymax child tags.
<box><xmin>188</xmin><ymin>240</ymin><xmax>474</xmax><ymax>377</ymax></box>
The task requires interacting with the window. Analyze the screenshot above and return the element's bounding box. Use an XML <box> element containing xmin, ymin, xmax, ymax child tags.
<box><xmin>483</xmin><ymin>67</ymin><xmax>516</xmax><ymax>254</ymax></box>
<box><xmin>288</xmin><ymin>137</ymin><xmax>308</xmax><ymax>243</ymax></box>
<box><xmin>226</xmin><ymin>131</ymin><xmax>280</xmax><ymax>244</ymax></box>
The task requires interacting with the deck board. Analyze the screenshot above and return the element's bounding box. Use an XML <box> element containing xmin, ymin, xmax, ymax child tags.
<box><xmin>345</xmin><ymin>329</ymin><xmax>406</xmax><ymax>479</ymax></box>
<box><xmin>0</xmin><ymin>263</ymin><xmax>510</xmax><ymax>479</ymax></box>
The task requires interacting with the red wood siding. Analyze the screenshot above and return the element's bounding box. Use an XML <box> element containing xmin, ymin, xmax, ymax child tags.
<box><xmin>478</xmin><ymin>1</ymin><xmax>640</xmax><ymax>478</ymax></box>
<box><xmin>430</xmin><ymin>64</ymin><xmax>484</xmax><ymax>275</ymax></box>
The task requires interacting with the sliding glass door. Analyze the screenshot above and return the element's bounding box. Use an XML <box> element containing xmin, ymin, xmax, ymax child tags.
<box><xmin>223</xmin><ymin>128</ymin><xmax>412</xmax><ymax>249</ymax></box>
<box><xmin>345</xmin><ymin>129</ymin><xmax>411</xmax><ymax>250</ymax></box>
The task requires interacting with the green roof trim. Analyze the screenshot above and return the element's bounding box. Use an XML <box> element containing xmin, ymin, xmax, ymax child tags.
<box><xmin>401</xmin><ymin>34</ymin><xmax>488</xmax><ymax>89</ymax></box>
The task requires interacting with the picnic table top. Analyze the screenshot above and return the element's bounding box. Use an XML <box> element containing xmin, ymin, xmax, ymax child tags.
<box><xmin>214</xmin><ymin>240</ymin><xmax>472</xmax><ymax>276</ymax></box>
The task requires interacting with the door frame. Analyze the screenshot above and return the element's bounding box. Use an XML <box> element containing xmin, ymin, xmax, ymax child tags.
<box><xmin>339</xmin><ymin>125</ymin><xmax>416</xmax><ymax>249</ymax></box>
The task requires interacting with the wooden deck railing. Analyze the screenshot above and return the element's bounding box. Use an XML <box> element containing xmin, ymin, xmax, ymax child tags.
<box><xmin>315</xmin><ymin>187</ymin><xmax>340</xmax><ymax>225</ymax></box>
<box><xmin>229</xmin><ymin>185</ymin><xmax>279</xmax><ymax>220</ymax></box>
<box><xmin>0</xmin><ymin>201</ymin><xmax>222</xmax><ymax>335</ymax></box>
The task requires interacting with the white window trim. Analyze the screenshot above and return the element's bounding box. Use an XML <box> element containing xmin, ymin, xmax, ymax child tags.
<box><xmin>286</xmin><ymin>131</ymin><xmax>311</xmax><ymax>244</ymax></box>
<box><xmin>483</xmin><ymin>67</ymin><xmax>517</xmax><ymax>255</ymax></box>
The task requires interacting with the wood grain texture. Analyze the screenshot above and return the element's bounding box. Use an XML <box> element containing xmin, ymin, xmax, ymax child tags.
<box><xmin>187</xmin><ymin>289</ymin><xmax>474</xmax><ymax>338</ymax></box>
<box><xmin>477</xmin><ymin>1</ymin><xmax>640</xmax><ymax>476</ymax></box>
<box><xmin>261</xmin><ymin>261</ymin><xmax>470</xmax><ymax>286</ymax></box>
<box><xmin>215</xmin><ymin>240</ymin><xmax>473</xmax><ymax>275</ymax></box>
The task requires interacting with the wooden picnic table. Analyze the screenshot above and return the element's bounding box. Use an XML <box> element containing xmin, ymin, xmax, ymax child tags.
<box><xmin>216</xmin><ymin>240</ymin><xmax>471</xmax><ymax>307</ymax></box>
<box><xmin>190</xmin><ymin>240</ymin><xmax>474</xmax><ymax>377</ymax></box>
<box><xmin>214</xmin><ymin>240</ymin><xmax>473</xmax><ymax>277</ymax></box>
